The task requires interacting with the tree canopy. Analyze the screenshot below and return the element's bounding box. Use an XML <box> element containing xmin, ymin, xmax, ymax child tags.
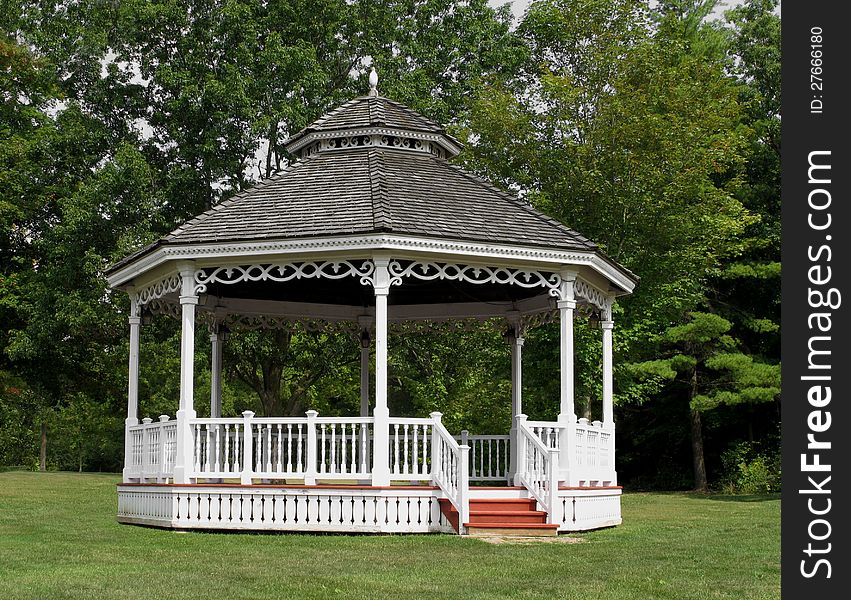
<box><xmin>0</xmin><ymin>0</ymin><xmax>780</xmax><ymax>490</ymax></box>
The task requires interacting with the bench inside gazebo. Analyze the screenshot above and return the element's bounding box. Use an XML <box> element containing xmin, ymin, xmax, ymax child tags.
<box><xmin>107</xmin><ymin>72</ymin><xmax>637</xmax><ymax>536</ymax></box>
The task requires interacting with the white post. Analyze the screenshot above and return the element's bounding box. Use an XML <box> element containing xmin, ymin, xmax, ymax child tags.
<box><xmin>557</xmin><ymin>270</ymin><xmax>577</xmax><ymax>485</ymax></box>
<box><xmin>140</xmin><ymin>417</ymin><xmax>152</xmax><ymax>482</ymax></box>
<box><xmin>209</xmin><ymin>326</ymin><xmax>224</xmax><ymax>418</ymax></box>
<box><xmin>371</xmin><ymin>256</ymin><xmax>391</xmax><ymax>486</ymax></box>
<box><xmin>305</xmin><ymin>410</ymin><xmax>318</xmax><ymax>485</ymax></box>
<box><xmin>123</xmin><ymin>291</ymin><xmax>141</xmax><ymax>483</ymax></box>
<box><xmin>547</xmin><ymin>447</ymin><xmax>560</xmax><ymax>525</ymax></box>
<box><xmin>458</xmin><ymin>443</ymin><xmax>470</xmax><ymax>531</ymax></box>
<box><xmin>241</xmin><ymin>410</ymin><xmax>254</xmax><ymax>485</ymax></box>
<box><xmin>515</xmin><ymin>414</ymin><xmax>528</xmax><ymax>484</ymax></box>
<box><xmin>173</xmin><ymin>262</ymin><xmax>198</xmax><ymax>484</ymax></box>
<box><xmin>601</xmin><ymin>318</ymin><xmax>614</xmax><ymax>426</ymax></box>
<box><xmin>158</xmin><ymin>415</ymin><xmax>170</xmax><ymax>482</ymax></box>
<box><xmin>508</xmin><ymin>324</ymin><xmax>524</xmax><ymax>485</ymax></box>
<box><xmin>602</xmin><ymin>310</ymin><xmax>617</xmax><ymax>484</ymax></box>
<box><xmin>430</xmin><ymin>411</ymin><xmax>442</xmax><ymax>484</ymax></box>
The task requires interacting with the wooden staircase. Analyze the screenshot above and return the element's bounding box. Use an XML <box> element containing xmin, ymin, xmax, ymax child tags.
<box><xmin>439</xmin><ymin>489</ymin><xmax>559</xmax><ymax>537</ymax></box>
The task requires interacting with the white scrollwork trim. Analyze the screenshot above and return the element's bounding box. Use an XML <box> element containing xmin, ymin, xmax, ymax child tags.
<box><xmin>137</xmin><ymin>274</ymin><xmax>182</xmax><ymax>306</ymax></box>
<box><xmin>574</xmin><ymin>278</ymin><xmax>612</xmax><ymax>315</ymax></box>
<box><xmin>387</xmin><ymin>260</ymin><xmax>561</xmax><ymax>294</ymax></box>
<box><xmin>194</xmin><ymin>260</ymin><xmax>376</xmax><ymax>294</ymax></box>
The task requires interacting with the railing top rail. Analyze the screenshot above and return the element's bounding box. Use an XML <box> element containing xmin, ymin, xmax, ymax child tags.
<box><xmin>453</xmin><ymin>434</ymin><xmax>509</xmax><ymax>440</ymax></box>
<box><xmin>434</xmin><ymin>421</ymin><xmax>462</xmax><ymax>451</ymax></box>
<box><xmin>314</xmin><ymin>417</ymin><xmax>374</xmax><ymax>425</ymax></box>
<box><xmin>188</xmin><ymin>418</ymin><xmax>243</xmax><ymax>425</ymax></box>
<box><xmin>575</xmin><ymin>421</ymin><xmax>607</xmax><ymax>429</ymax></box>
<box><xmin>388</xmin><ymin>417</ymin><xmax>434</xmax><ymax>425</ymax></box>
<box><xmin>526</xmin><ymin>420</ymin><xmax>566</xmax><ymax>429</ymax></box>
<box><xmin>129</xmin><ymin>420</ymin><xmax>174</xmax><ymax>430</ymax></box>
<box><xmin>519</xmin><ymin>423</ymin><xmax>551</xmax><ymax>454</ymax></box>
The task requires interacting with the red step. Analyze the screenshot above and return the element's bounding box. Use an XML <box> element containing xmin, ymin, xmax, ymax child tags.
<box><xmin>467</xmin><ymin>509</ymin><xmax>547</xmax><ymax>524</ymax></box>
<box><xmin>439</xmin><ymin>497</ymin><xmax>559</xmax><ymax>536</ymax></box>
<box><xmin>469</xmin><ymin>498</ymin><xmax>538</xmax><ymax>512</ymax></box>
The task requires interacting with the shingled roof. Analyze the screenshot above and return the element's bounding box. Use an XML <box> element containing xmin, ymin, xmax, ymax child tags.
<box><xmin>109</xmin><ymin>89</ymin><xmax>637</xmax><ymax>287</ymax></box>
<box><xmin>165</xmin><ymin>147</ymin><xmax>595</xmax><ymax>251</ymax></box>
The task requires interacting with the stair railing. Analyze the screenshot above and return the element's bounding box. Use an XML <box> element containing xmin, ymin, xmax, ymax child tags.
<box><xmin>429</xmin><ymin>412</ymin><xmax>470</xmax><ymax>529</ymax></box>
<box><xmin>516</xmin><ymin>414</ymin><xmax>560</xmax><ymax>525</ymax></box>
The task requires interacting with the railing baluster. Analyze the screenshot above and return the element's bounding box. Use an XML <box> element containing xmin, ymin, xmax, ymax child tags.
<box><xmin>403</xmin><ymin>424</ymin><xmax>410</xmax><ymax>475</ymax></box>
<box><xmin>276</xmin><ymin>423</ymin><xmax>283</xmax><ymax>473</ymax></box>
<box><xmin>393</xmin><ymin>424</ymin><xmax>400</xmax><ymax>475</ymax></box>
<box><xmin>331</xmin><ymin>424</ymin><xmax>337</xmax><ymax>474</ymax></box>
<box><xmin>360</xmin><ymin>423</ymin><xmax>368</xmax><ymax>474</ymax></box>
<box><xmin>350</xmin><ymin>423</ymin><xmax>357</xmax><ymax>474</ymax></box>
<box><xmin>340</xmin><ymin>423</ymin><xmax>347</xmax><ymax>475</ymax></box>
<box><xmin>266</xmin><ymin>423</ymin><xmax>272</xmax><ymax>473</ymax></box>
<box><xmin>320</xmin><ymin>424</ymin><xmax>327</xmax><ymax>474</ymax></box>
<box><xmin>296</xmin><ymin>423</ymin><xmax>303</xmax><ymax>473</ymax></box>
<box><xmin>286</xmin><ymin>424</ymin><xmax>293</xmax><ymax>473</ymax></box>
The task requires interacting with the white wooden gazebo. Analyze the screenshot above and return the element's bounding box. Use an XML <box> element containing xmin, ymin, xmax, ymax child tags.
<box><xmin>107</xmin><ymin>73</ymin><xmax>637</xmax><ymax>535</ymax></box>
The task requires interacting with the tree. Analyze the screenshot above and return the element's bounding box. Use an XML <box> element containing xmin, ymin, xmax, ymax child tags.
<box><xmin>628</xmin><ymin>312</ymin><xmax>779</xmax><ymax>490</ymax></box>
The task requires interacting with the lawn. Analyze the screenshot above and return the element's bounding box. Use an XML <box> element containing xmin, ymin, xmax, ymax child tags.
<box><xmin>0</xmin><ymin>472</ymin><xmax>779</xmax><ymax>599</ymax></box>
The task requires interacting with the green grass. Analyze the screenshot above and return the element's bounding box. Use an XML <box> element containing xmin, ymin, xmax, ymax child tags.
<box><xmin>0</xmin><ymin>472</ymin><xmax>779</xmax><ymax>599</ymax></box>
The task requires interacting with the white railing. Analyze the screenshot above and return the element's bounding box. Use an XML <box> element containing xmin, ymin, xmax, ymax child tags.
<box><xmin>128</xmin><ymin>416</ymin><xmax>178</xmax><ymax>481</ymax></box>
<box><xmin>455</xmin><ymin>433</ymin><xmax>510</xmax><ymax>482</ymax></box>
<box><xmin>573</xmin><ymin>418</ymin><xmax>615</xmax><ymax>484</ymax></box>
<box><xmin>516</xmin><ymin>415</ymin><xmax>559</xmax><ymax>524</ymax></box>
<box><xmin>316</xmin><ymin>417</ymin><xmax>373</xmax><ymax>480</ymax></box>
<box><xmin>389</xmin><ymin>418</ymin><xmax>434</xmax><ymax>481</ymax></box>
<box><xmin>526</xmin><ymin>421</ymin><xmax>565</xmax><ymax>449</ymax></box>
<box><xmin>430</xmin><ymin>412</ymin><xmax>470</xmax><ymax>528</ymax></box>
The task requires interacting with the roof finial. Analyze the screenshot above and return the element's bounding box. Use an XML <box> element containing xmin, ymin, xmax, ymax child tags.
<box><xmin>368</xmin><ymin>67</ymin><xmax>379</xmax><ymax>97</ymax></box>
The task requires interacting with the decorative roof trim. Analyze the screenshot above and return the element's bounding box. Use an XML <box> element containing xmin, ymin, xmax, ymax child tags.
<box><xmin>106</xmin><ymin>234</ymin><xmax>637</xmax><ymax>294</ymax></box>
<box><xmin>285</xmin><ymin>126</ymin><xmax>463</xmax><ymax>157</ymax></box>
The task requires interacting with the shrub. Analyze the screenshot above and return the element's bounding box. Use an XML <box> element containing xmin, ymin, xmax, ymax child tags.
<box><xmin>719</xmin><ymin>441</ymin><xmax>781</xmax><ymax>494</ymax></box>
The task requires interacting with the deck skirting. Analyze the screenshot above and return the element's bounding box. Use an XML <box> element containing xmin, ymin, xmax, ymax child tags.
<box><xmin>117</xmin><ymin>484</ymin><xmax>621</xmax><ymax>533</ymax></box>
<box><xmin>117</xmin><ymin>484</ymin><xmax>455</xmax><ymax>533</ymax></box>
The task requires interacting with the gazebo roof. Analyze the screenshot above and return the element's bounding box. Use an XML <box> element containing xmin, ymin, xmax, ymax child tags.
<box><xmin>164</xmin><ymin>146</ymin><xmax>596</xmax><ymax>252</ymax></box>
<box><xmin>107</xmin><ymin>82</ymin><xmax>637</xmax><ymax>294</ymax></box>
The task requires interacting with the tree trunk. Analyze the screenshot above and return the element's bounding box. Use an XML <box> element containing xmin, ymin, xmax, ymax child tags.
<box><xmin>39</xmin><ymin>422</ymin><xmax>47</xmax><ymax>472</ymax></box>
<box><xmin>689</xmin><ymin>367</ymin><xmax>708</xmax><ymax>491</ymax></box>
<box><xmin>689</xmin><ymin>407</ymin><xmax>708</xmax><ymax>491</ymax></box>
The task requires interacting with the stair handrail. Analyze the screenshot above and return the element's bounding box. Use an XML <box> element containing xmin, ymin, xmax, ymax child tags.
<box><xmin>429</xmin><ymin>412</ymin><xmax>470</xmax><ymax>529</ymax></box>
<box><xmin>516</xmin><ymin>415</ymin><xmax>560</xmax><ymax>524</ymax></box>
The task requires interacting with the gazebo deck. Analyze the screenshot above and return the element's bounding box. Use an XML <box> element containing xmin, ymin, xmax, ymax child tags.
<box><xmin>119</xmin><ymin>412</ymin><xmax>620</xmax><ymax>534</ymax></box>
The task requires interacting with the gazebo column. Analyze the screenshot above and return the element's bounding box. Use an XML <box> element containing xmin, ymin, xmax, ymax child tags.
<box><xmin>209</xmin><ymin>325</ymin><xmax>225</xmax><ymax>419</ymax></box>
<box><xmin>601</xmin><ymin>315</ymin><xmax>614</xmax><ymax>427</ymax></box>
<box><xmin>507</xmin><ymin>321</ymin><xmax>524</xmax><ymax>485</ymax></box>
<box><xmin>173</xmin><ymin>262</ymin><xmax>198</xmax><ymax>484</ymax></box>
<box><xmin>371</xmin><ymin>257</ymin><xmax>391</xmax><ymax>486</ymax></box>
<box><xmin>557</xmin><ymin>270</ymin><xmax>577</xmax><ymax>484</ymax></box>
<box><xmin>602</xmin><ymin>307</ymin><xmax>617</xmax><ymax>483</ymax></box>
<box><xmin>123</xmin><ymin>291</ymin><xmax>141</xmax><ymax>483</ymax></box>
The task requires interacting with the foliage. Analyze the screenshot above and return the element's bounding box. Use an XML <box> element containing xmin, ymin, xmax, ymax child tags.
<box><xmin>0</xmin><ymin>0</ymin><xmax>781</xmax><ymax>492</ymax></box>
<box><xmin>720</xmin><ymin>440</ymin><xmax>781</xmax><ymax>494</ymax></box>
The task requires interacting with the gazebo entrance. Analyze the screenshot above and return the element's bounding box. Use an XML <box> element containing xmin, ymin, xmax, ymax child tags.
<box><xmin>108</xmin><ymin>74</ymin><xmax>636</xmax><ymax>535</ymax></box>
